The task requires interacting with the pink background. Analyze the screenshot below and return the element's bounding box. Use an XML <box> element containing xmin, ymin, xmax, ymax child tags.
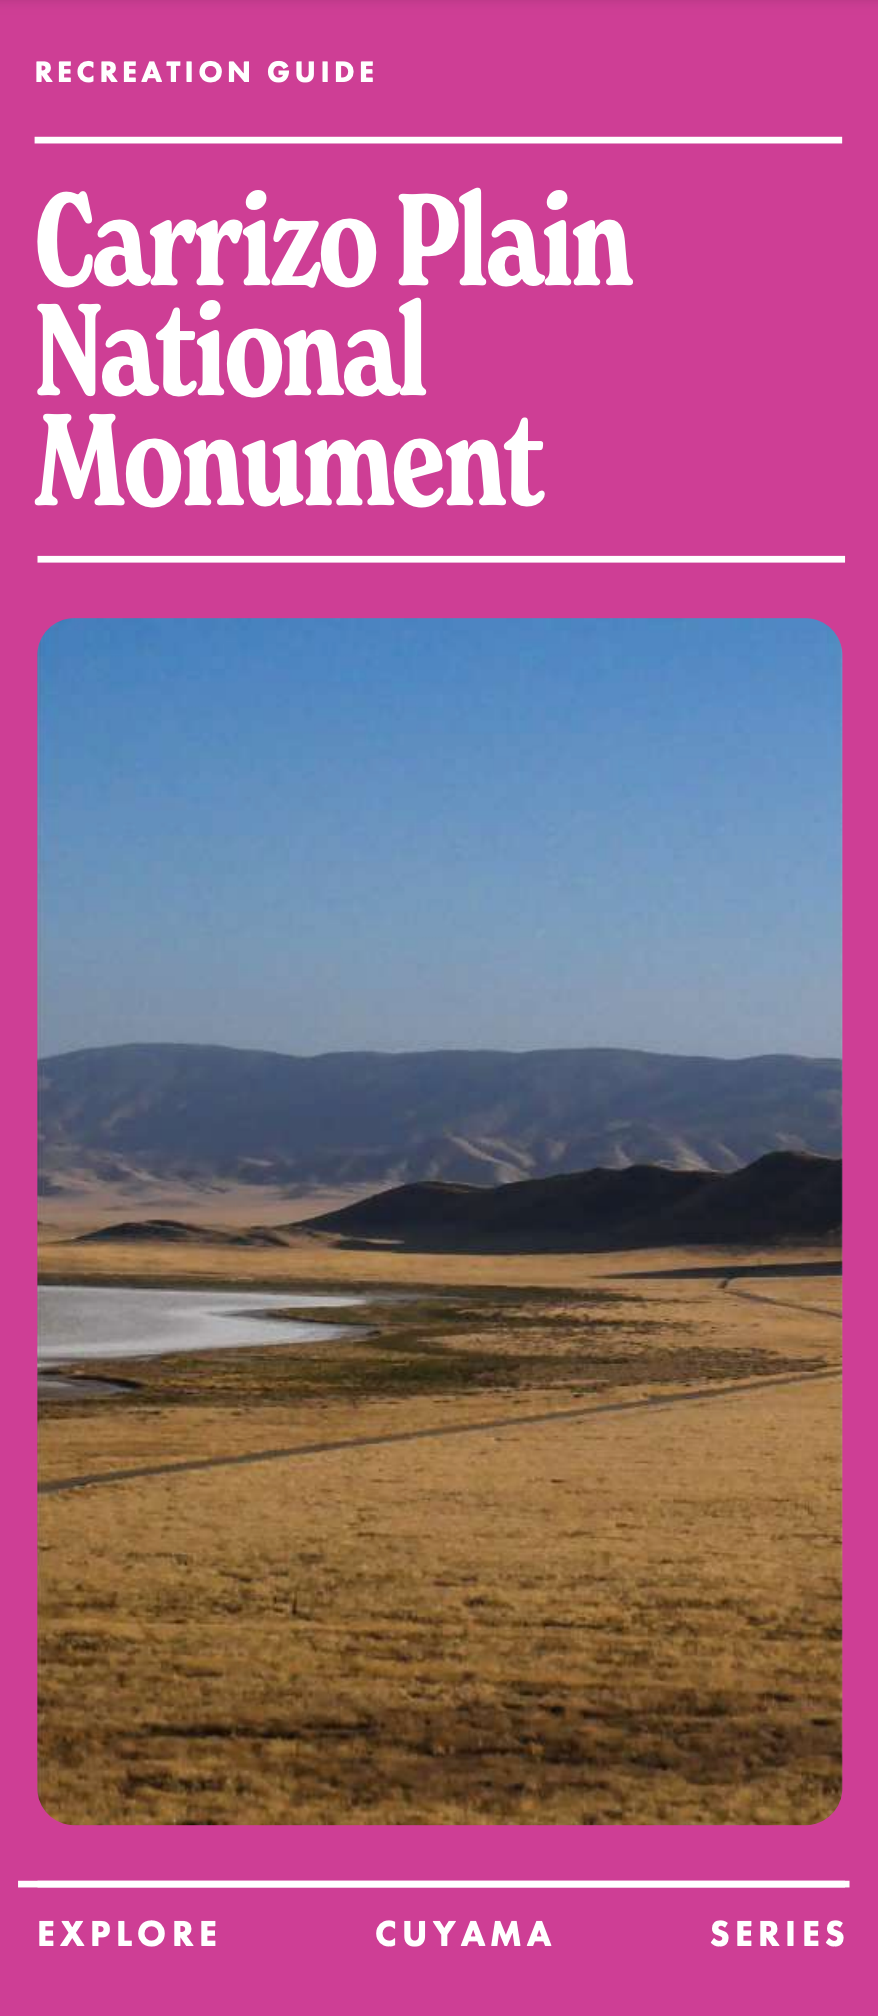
<box><xmin>4</xmin><ymin>1</ymin><xmax>872</xmax><ymax>2008</ymax></box>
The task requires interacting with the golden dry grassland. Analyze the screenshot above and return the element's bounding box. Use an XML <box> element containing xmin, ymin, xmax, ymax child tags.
<box><xmin>38</xmin><ymin>1241</ymin><xmax>841</xmax><ymax>1827</ymax></box>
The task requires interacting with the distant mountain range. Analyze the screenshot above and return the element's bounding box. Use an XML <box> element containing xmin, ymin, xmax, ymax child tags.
<box><xmin>304</xmin><ymin>1151</ymin><xmax>842</xmax><ymax>1252</ymax></box>
<box><xmin>38</xmin><ymin>1041</ymin><xmax>842</xmax><ymax>1198</ymax></box>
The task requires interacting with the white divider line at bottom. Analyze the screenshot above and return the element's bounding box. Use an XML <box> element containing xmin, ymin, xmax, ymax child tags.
<box><xmin>37</xmin><ymin>554</ymin><xmax>846</xmax><ymax>566</ymax></box>
<box><xmin>19</xmin><ymin>1879</ymin><xmax>851</xmax><ymax>1890</ymax></box>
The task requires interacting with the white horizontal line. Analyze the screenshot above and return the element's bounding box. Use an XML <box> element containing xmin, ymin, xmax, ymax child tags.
<box><xmin>34</xmin><ymin>135</ymin><xmax>843</xmax><ymax>147</ymax></box>
<box><xmin>37</xmin><ymin>554</ymin><xmax>846</xmax><ymax>566</ymax></box>
<box><xmin>19</xmin><ymin>1879</ymin><xmax>851</xmax><ymax>1890</ymax></box>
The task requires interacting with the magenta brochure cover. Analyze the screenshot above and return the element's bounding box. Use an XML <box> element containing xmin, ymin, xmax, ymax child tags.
<box><xmin>2</xmin><ymin>0</ymin><xmax>871</xmax><ymax>2008</ymax></box>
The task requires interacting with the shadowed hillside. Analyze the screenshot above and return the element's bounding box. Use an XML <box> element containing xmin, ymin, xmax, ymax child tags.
<box><xmin>74</xmin><ymin>1219</ymin><xmax>288</xmax><ymax>1250</ymax></box>
<box><xmin>303</xmin><ymin>1151</ymin><xmax>842</xmax><ymax>1252</ymax></box>
<box><xmin>39</xmin><ymin>1042</ymin><xmax>842</xmax><ymax>1197</ymax></box>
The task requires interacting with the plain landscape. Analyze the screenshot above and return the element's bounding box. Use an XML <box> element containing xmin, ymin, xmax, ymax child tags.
<box><xmin>39</xmin><ymin>1229</ymin><xmax>841</xmax><ymax>1827</ymax></box>
<box><xmin>38</xmin><ymin>1044</ymin><xmax>842</xmax><ymax>1828</ymax></box>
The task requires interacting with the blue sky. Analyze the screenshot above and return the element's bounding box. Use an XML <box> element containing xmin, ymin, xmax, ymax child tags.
<box><xmin>38</xmin><ymin>617</ymin><xmax>841</xmax><ymax>1059</ymax></box>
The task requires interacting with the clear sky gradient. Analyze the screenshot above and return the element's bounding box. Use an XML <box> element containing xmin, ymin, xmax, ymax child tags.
<box><xmin>38</xmin><ymin>617</ymin><xmax>841</xmax><ymax>1060</ymax></box>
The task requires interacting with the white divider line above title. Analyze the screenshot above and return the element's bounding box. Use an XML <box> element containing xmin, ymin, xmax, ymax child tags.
<box><xmin>34</xmin><ymin>135</ymin><xmax>844</xmax><ymax>146</ymax></box>
<box><xmin>19</xmin><ymin>1879</ymin><xmax>851</xmax><ymax>1890</ymax></box>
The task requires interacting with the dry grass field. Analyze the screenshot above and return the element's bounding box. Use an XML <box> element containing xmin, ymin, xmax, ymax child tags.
<box><xmin>37</xmin><ymin>1239</ymin><xmax>841</xmax><ymax>1827</ymax></box>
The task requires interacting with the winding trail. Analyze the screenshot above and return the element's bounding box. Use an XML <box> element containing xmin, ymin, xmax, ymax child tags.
<box><xmin>723</xmin><ymin>1278</ymin><xmax>842</xmax><ymax>1321</ymax></box>
<box><xmin>38</xmin><ymin>1365</ymin><xmax>840</xmax><ymax>1499</ymax></box>
<box><xmin>39</xmin><ymin>1267</ymin><xmax>841</xmax><ymax>1500</ymax></box>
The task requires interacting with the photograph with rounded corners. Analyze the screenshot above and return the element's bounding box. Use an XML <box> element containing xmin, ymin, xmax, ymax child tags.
<box><xmin>38</xmin><ymin>616</ymin><xmax>841</xmax><ymax>1827</ymax></box>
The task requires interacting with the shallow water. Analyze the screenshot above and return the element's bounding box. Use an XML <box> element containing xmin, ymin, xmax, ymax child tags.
<box><xmin>37</xmin><ymin>1372</ymin><xmax>131</xmax><ymax>1399</ymax></box>
<box><xmin>38</xmin><ymin>1283</ymin><xmax>368</xmax><ymax>1366</ymax></box>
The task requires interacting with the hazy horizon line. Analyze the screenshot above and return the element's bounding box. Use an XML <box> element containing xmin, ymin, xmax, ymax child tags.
<box><xmin>38</xmin><ymin>1037</ymin><xmax>843</xmax><ymax>1066</ymax></box>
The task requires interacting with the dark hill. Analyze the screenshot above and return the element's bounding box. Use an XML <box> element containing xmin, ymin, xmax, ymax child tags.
<box><xmin>38</xmin><ymin>1042</ymin><xmax>842</xmax><ymax>1194</ymax></box>
<box><xmin>303</xmin><ymin>1151</ymin><xmax>841</xmax><ymax>1252</ymax></box>
<box><xmin>75</xmin><ymin>1218</ymin><xmax>287</xmax><ymax>1249</ymax></box>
